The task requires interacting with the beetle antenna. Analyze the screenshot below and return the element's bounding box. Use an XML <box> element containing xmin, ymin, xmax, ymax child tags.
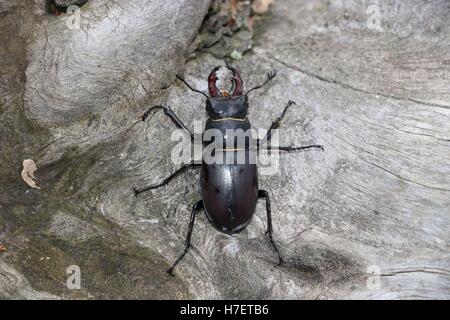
<box><xmin>176</xmin><ymin>74</ymin><xmax>209</xmax><ymax>99</ymax></box>
<box><xmin>245</xmin><ymin>71</ymin><xmax>277</xmax><ymax>96</ymax></box>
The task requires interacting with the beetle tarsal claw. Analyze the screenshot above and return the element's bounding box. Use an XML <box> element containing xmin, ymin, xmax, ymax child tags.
<box><xmin>141</xmin><ymin>111</ymin><xmax>151</xmax><ymax>122</ymax></box>
<box><xmin>167</xmin><ymin>267</ymin><xmax>175</xmax><ymax>276</ymax></box>
<box><xmin>267</xmin><ymin>71</ymin><xmax>277</xmax><ymax>80</ymax></box>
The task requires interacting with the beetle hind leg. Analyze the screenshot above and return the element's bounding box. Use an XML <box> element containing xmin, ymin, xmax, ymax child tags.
<box><xmin>258</xmin><ymin>190</ymin><xmax>284</xmax><ymax>266</ymax></box>
<box><xmin>167</xmin><ymin>200</ymin><xmax>204</xmax><ymax>276</ymax></box>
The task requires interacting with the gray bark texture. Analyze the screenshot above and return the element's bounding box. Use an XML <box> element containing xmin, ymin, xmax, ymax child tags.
<box><xmin>0</xmin><ymin>0</ymin><xmax>449</xmax><ymax>299</ymax></box>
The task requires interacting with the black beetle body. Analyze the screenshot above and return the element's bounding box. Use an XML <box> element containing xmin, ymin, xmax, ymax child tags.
<box><xmin>201</xmin><ymin>67</ymin><xmax>259</xmax><ymax>234</ymax></box>
<box><xmin>202</xmin><ymin>97</ymin><xmax>257</xmax><ymax>234</ymax></box>
<box><xmin>133</xmin><ymin>66</ymin><xmax>324</xmax><ymax>275</ymax></box>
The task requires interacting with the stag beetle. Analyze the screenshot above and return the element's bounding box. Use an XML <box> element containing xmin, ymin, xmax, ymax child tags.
<box><xmin>133</xmin><ymin>66</ymin><xmax>323</xmax><ymax>275</ymax></box>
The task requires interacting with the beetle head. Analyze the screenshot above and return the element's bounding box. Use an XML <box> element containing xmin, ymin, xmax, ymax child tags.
<box><xmin>205</xmin><ymin>66</ymin><xmax>248</xmax><ymax>120</ymax></box>
<box><xmin>208</xmin><ymin>66</ymin><xmax>243</xmax><ymax>98</ymax></box>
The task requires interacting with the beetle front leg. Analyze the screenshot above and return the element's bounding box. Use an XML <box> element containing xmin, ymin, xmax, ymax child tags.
<box><xmin>167</xmin><ymin>200</ymin><xmax>203</xmax><ymax>276</ymax></box>
<box><xmin>258</xmin><ymin>190</ymin><xmax>284</xmax><ymax>266</ymax></box>
<box><xmin>133</xmin><ymin>162</ymin><xmax>200</xmax><ymax>196</ymax></box>
<box><xmin>258</xmin><ymin>100</ymin><xmax>324</xmax><ymax>153</ymax></box>
<box><xmin>261</xmin><ymin>99</ymin><xmax>296</xmax><ymax>143</ymax></box>
<box><xmin>141</xmin><ymin>105</ymin><xmax>193</xmax><ymax>140</ymax></box>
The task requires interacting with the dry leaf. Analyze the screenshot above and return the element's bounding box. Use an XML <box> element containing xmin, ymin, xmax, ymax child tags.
<box><xmin>252</xmin><ymin>0</ymin><xmax>275</xmax><ymax>14</ymax></box>
<box><xmin>21</xmin><ymin>159</ymin><xmax>41</xmax><ymax>189</ymax></box>
<box><xmin>0</xmin><ymin>245</ymin><xmax>7</xmax><ymax>252</ymax></box>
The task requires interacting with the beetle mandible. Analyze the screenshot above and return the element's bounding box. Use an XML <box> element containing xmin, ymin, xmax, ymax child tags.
<box><xmin>133</xmin><ymin>66</ymin><xmax>324</xmax><ymax>275</ymax></box>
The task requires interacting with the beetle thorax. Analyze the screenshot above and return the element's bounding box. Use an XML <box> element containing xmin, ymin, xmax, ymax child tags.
<box><xmin>206</xmin><ymin>96</ymin><xmax>248</xmax><ymax>120</ymax></box>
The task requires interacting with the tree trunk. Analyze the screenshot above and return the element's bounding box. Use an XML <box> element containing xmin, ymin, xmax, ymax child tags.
<box><xmin>0</xmin><ymin>0</ymin><xmax>448</xmax><ymax>299</ymax></box>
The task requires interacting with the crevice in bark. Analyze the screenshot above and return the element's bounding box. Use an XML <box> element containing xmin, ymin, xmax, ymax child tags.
<box><xmin>46</xmin><ymin>0</ymin><xmax>89</xmax><ymax>15</ymax></box>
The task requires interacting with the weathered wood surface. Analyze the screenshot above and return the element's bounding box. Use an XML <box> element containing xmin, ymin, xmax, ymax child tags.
<box><xmin>0</xmin><ymin>0</ymin><xmax>449</xmax><ymax>299</ymax></box>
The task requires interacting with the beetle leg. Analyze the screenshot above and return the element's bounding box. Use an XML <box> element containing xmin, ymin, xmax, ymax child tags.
<box><xmin>141</xmin><ymin>105</ymin><xmax>193</xmax><ymax>140</ymax></box>
<box><xmin>133</xmin><ymin>161</ymin><xmax>200</xmax><ymax>196</ymax></box>
<box><xmin>258</xmin><ymin>100</ymin><xmax>296</xmax><ymax>152</ymax></box>
<box><xmin>257</xmin><ymin>100</ymin><xmax>324</xmax><ymax>153</ymax></box>
<box><xmin>278</xmin><ymin>145</ymin><xmax>324</xmax><ymax>152</ymax></box>
<box><xmin>256</xmin><ymin>144</ymin><xmax>324</xmax><ymax>167</ymax></box>
<box><xmin>167</xmin><ymin>200</ymin><xmax>204</xmax><ymax>276</ymax></box>
<box><xmin>258</xmin><ymin>143</ymin><xmax>324</xmax><ymax>153</ymax></box>
<box><xmin>260</xmin><ymin>100</ymin><xmax>296</xmax><ymax>146</ymax></box>
<box><xmin>258</xmin><ymin>190</ymin><xmax>284</xmax><ymax>266</ymax></box>
<box><xmin>245</xmin><ymin>70</ymin><xmax>277</xmax><ymax>96</ymax></box>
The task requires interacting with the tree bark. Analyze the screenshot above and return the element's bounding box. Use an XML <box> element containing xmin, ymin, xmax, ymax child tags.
<box><xmin>0</xmin><ymin>0</ymin><xmax>448</xmax><ymax>299</ymax></box>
